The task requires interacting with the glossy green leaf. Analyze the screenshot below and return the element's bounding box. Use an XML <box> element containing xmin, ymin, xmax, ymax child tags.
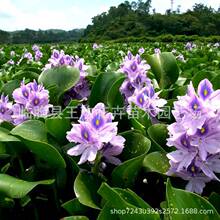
<box><xmin>62</xmin><ymin>198</ymin><xmax>89</xmax><ymax>215</ymax></box>
<box><xmin>166</xmin><ymin>179</ymin><xmax>220</xmax><ymax>220</ymax></box>
<box><xmin>45</xmin><ymin>117</ymin><xmax>71</xmax><ymax>143</ymax></box>
<box><xmin>0</xmin><ymin>127</ymin><xmax>20</xmax><ymax>142</ymax></box>
<box><xmin>0</xmin><ymin>174</ymin><xmax>54</xmax><ymax>198</ymax></box>
<box><xmin>98</xmin><ymin>183</ymin><xmax>160</xmax><ymax>220</ymax></box>
<box><xmin>74</xmin><ymin>171</ymin><xmax>101</xmax><ymax>209</ymax></box>
<box><xmin>146</xmin><ymin>52</ymin><xmax>179</xmax><ymax>88</ymax></box>
<box><xmin>1</xmin><ymin>79</ymin><xmax>20</xmax><ymax>99</ymax></box>
<box><xmin>111</xmin><ymin>153</ymin><xmax>147</xmax><ymax>188</ymax></box>
<box><xmin>211</xmin><ymin>74</ymin><xmax>220</xmax><ymax>90</ymax></box>
<box><xmin>192</xmin><ymin>70</ymin><xmax>216</xmax><ymax>88</ymax></box>
<box><xmin>38</xmin><ymin>66</ymin><xmax>80</xmax><ymax>103</ymax></box>
<box><xmin>10</xmin><ymin>120</ymin><xmax>47</xmax><ymax>142</ymax></box>
<box><xmin>209</xmin><ymin>192</ymin><xmax>220</xmax><ymax>214</ymax></box>
<box><xmin>143</xmin><ymin>151</ymin><xmax>170</xmax><ymax>174</ymax></box>
<box><xmin>12</xmin><ymin>70</ymin><xmax>39</xmax><ymax>80</ymax></box>
<box><xmin>89</xmin><ymin>71</ymin><xmax>124</xmax><ymax>107</ymax></box>
<box><xmin>147</xmin><ymin>124</ymin><xmax>168</xmax><ymax>152</ymax></box>
<box><xmin>107</xmin><ymin>76</ymin><xmax>125</xmax><ymax>108</ymax></box>
<box><xmin>120</xmin><ymin>130</ymin><xmax>151</xmax><ymax>160</ymax></box>
<box><xmin>11</xmin><ymin>120</ymin><xmax>66</xmax><ymax>169</ymax></box>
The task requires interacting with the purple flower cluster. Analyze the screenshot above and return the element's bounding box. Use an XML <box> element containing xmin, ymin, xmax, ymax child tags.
<box><xmin>45</xmin><ymin>50</ymin><xmax>90</xmax><ymax>103</ymax></box>
<box><xmin>0</xmin><ymin>95</ymin><xmax>13</xmax><ymax>124</ymax></box>
<box><xmin>167</xmin><ymin>79</ymin><xmax>220</xmax><ymax>194</ymax></box>
<box><xmin>92</xmin><ymin>43</ymin><xmax>102</xmax><ymax>50</ymax></box>
<box><xmin>119</xmin><ymin>51</ymin><xmax>166</xmax><ymax>117</ymax></box>
<box><xmin>0</xmin><ymin>80</ymin><xmax>52</xmax><ymax>126</ymax></box>
<box><xmin>32</xmin><ymin>45</ymin><xmax>43</xmax><ymax>61</ymax></box>
<box><xmin>12</xmin><ymin>80</ymin><xmax>52</xmax><ymax>124</ymax></box>
<box><xmin>23</xmin><ymin>52</ymin><xmax>33</xmax><ymax>61</ymax></box>
<box><xmin>138</xmin><ymin>47</ymin><xmax>145</xmax><ymax>55</ymax></box>
<box><xmin>185</xmin><ymin>42</ymin><xmax>196</xmax><ymax>51</ymax></box>
<box><xmin>67</xmin><ymin>103</ymin><xmax>125</xmax><ymax>165</ymax></box>
<box><xmin>154</xmin><ymin>48</ymin><xmax>161</xmax><ymax>54</ymax></box>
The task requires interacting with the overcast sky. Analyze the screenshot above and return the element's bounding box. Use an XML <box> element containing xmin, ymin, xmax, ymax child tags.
<box><xmin>0</xmin><ymin>0</ymin><xmax>219</xmax><ymax>31</ymax></box>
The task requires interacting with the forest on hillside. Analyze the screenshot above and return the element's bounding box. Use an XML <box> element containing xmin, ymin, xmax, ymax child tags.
<box><xmin>84</xmin><ymin>0</ymin><xmax>220</xmax><ymax>41</ymax></box>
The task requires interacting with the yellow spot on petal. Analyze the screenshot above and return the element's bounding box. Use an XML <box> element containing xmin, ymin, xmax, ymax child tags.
<box><xmin>34</xmin><ymin>99</ymin><xmax>39</xmax><ymax>105</ymax></box>
<box><xmin>84</xmin><ymin>132</ymin><xmax>88</xmax><ymax>139</ymax></box>
<box><xmin>193</xmin><ymin>104</ymin><xmax>198</xmax><ymax>110</ymax></box>
<box><xmin>204</xmin><ymin>89</ymin><xmax>208</xmax><ymax>96</ymax></box>
<box><xmin>95</xmin><ymin>119</ymin><xmax>100</xmax><ymax>126</ymax></box>
<box><xmin>191</xmin><ymin>166</ymin><xmax>195</xmax><ymax>172</ymax></box>
<box><xmin>200</xmin><ymin>127</ymin><xmax>205</xmax><ymax>134</ymax></box>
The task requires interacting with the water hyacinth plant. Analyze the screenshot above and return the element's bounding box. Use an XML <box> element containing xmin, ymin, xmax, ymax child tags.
<box><xmin>167</xmin><ymin>79</ymin><xmax>220</xmax><ymax>194</ymax></box>
<box><xmin>0</xmin><ymin>42</ymin><xmax>219</xmax><ymax>220</ymax></box>
<box><xmin>67</xmin><ymin>103</ymin><xmax>125</xmax><ymax>165</ymax></box>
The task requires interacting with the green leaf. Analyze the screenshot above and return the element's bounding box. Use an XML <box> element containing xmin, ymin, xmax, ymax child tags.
<box><xmin>1</xmin><ymin>79</ymin><xmax>20</xmax><ymax>99</ymax></box>
<box><xmin>0</xmin><ymin>174</ymin><xmax>54</xmax><ymax>198</ymax></box>
<box><xmin>89</xmin><ymin>71</ymin><xmax>124</xmax><ymax>107</ymax></box>
<box><xmin>62</xmin><ymin>198</ymin><xmax>89</xmax><ymax>215</ymax></box>
<box><xmin>107</xmin><ymin>76</ymin><xmax>125</xmax><ymax>108</ymax></box>
<box><xmin>211</xmin><ymin>74</ymin><xmax>220</xmax><ymax>90</ymax></box>
<box><xmin>192</xmin><ymin>70</ymin><xmax>216</xmax><ymax>88</ymax></box>
<box><xmin>147</xmin><ymin>124</ymin><xmax>168</xmax><ymax>152</ymax></box>
<box><xmin>146</xmin><ymin>52</ymin><xmax>179</xmax><ymax>88</ymax></box>
<box><xmin>0</xmin><ymin>194</ymin><xmax>15</xmax><ymax>208</ymax></box>
<box><xmin>45</xmin><ymin>117</ymin><xmax>71</xmax><ymax>144</ymax></box>
<box><xmin>11</xmin><ymin>120</ymin><xmax>66</xmax><ymax>169</ymax></box>
<box><xmin>38</xmin><ymin>66</ymin><xmax>80</xmax><ymax>103</ymax></box>
<box><xmin>209</xmin><ymin>192</ymin><xmax>220</xmax><ymax>213</ymax></box>
<box><xmin>143</xmin><ymin>151</ymin><xmax>170</xmax><ymax>174</ymax></box>
<box><xmin>120</xmin><ymin>130</ymin><xmax>151</xmax><ymax>160</ymax></box>
<box><xmin>10</xmin><ymin>120</ymin><xmax>47</xmax><ymax>142</ymax></box>
<box><xmin>98</xmin><ymin>183</ymin><xmax>160</xmax><ymax>220</ymax></box>
<box><xmin>12</xmin><ymin>70</ymin><xmax>39</xmax><ymax>81</ymax></box>
<box><xmin>0</xmin><ymin>127</ymin><xmax>20</xmax><ymax>142</ymax></box>
<box><xmin>111</xmin><ymin>153</ymin><xmax>147</xmax><ymax>188</ymax></box>
<box><xmin>166</xmin><ymin>179</ymin><xmax>220</xmax><ymax>220</ymax></box>
<box><xmin>74</xmin><ymin>171</ymin><xmax>101</xmax><ymax>210</ymax></box>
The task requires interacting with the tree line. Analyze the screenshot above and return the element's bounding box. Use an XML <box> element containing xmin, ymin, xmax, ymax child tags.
<box><xmin>83</xmin><ymin>1</ymin><xmax>220</xmax><ymax>41</ymax></box>
<box><xmin>0</xmin><ymin>29</ymin><xmax>84</xmax><ymax>44</ymax></box>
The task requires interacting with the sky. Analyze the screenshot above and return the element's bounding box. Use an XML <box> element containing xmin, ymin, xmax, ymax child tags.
<box><xmin>0</xmin><ymin>0</ymin><xmax>219</xmax><ymax>31</ymax></box>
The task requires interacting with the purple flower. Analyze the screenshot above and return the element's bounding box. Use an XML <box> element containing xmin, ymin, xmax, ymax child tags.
<box><xmin>127</xmin><ymin>85</ymin><xmax>167</xmax><ymax>117</ymax></box>
<box><xmin>154</xmin><ymin>48</ymin><xmax>161</xmax><ymax>54</ymax></box>
<box><xmin>185</xmin><ymin>42</ymin><xmax>196</xmax><ymax>51</ymax></box>
<box><xmin>0</xmin><ymin>94</ymin><xmax>13</xmax><ymax>123</ymax></box>
<box><xmin>11</xmin><ymin>104</ymin><xmax>28</xmax><ymax>125</ymax></box>
<box><xmin>119</xmin><ymin>52</ymin><xmax>150</xmax><ymax>83</ymax></box>
<box><xmin>176</xmin><ymin>54</ymin><xmax>186</xmax><ymax>62</ymax></box>
<box><xmin>64</xmin><ymin>78</ymin><xmax>90</xmax><ymax>105</ymax></box>
<box><xmin>12</xmin><ymin>80</ymin><xmax>52</xmax><ymax>123</ymax></box>
<box><xmin>119</xmin><ymin>51</ymin><xmax>151</xmax><ymax>101</ymax></box>
<box><xmin>32</xmin><ymin>45</ymin><xmax>39</xmax><ymax>52</ymax></box>
<box><xmin>23</xmin><ymin>52</ymin><xmax>33</xmax><ymax>61</ymax></box>
<box><xmin>138</xmin><ymin>47</ymin><xmax>145</xmax><ymax>55</ymax></box>
<box><xmin>44</xmin><ymin>50</ymin><xmax>90</xmax><ymax>102</ymax></box>
<box><xmin>67</xmin><ymin>103</ymin><xmax>125</xmax><ymax>165</ymax></box>
<box><xmin>7</xmin><ymin>59</ymin><xmax>14</xmax><ymax>65</ymax></box>
<box><xmin>167</xmin><ymin>79</ymin><xmax>220</xmax><ymax>194</ymax></box>
<box><xmin>92</xmin><ymin>43</ymin><xmax>102</xmax><ymax>50</ymax></box>
<box><xmin>34</xmin><ymin>50</ymin><xmax>43</xmax><ymax>61</ymax></box>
